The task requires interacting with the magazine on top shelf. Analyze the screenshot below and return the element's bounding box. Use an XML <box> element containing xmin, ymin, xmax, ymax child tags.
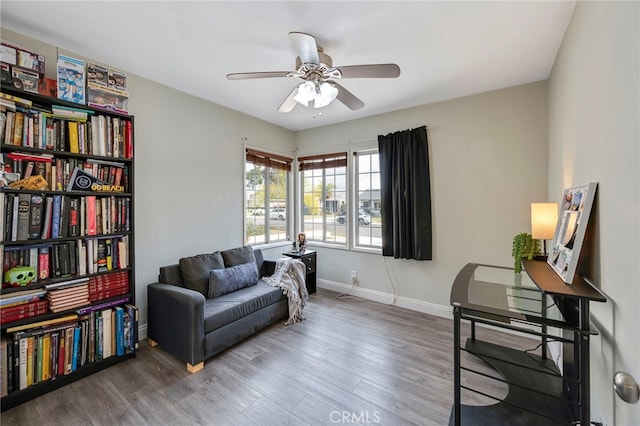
<box><xmin>56</xmin><ymin>54</ymin><xmax>86</xmax><ymax>105</ymax></box>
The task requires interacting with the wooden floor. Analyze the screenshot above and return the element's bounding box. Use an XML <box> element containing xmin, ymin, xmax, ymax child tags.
<box><xmin>2</xmin><ymin>289</ymin><xmax>538</xmax><ymax>425</ymax></box>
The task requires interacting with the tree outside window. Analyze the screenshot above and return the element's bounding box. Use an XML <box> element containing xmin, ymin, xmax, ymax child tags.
<box><xmin>245</xmin><ymin>149</ymin><xmax>292</xmax><ymax>245</ymax></box>
<box><xmin>299</xmin><ymin>152</ymin><xmax>348</xmax><ymax>246</ymax></box>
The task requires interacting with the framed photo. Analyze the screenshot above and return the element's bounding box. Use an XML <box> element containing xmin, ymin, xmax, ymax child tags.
<box><xmin>547</xmin><ymin>182</ymin><xmax>598</xmax><ymax>283</ymax></box>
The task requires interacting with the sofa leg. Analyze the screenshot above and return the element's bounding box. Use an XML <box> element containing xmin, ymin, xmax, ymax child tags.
<box><xmin>187</xmin><ymin>362</ymin><xmax>204</xmax><ymax>373</ymax></box>
<box><xmin>147</xmin><ymin>338</ymin><xmax>159</xmax><ymax>347</ymax></box>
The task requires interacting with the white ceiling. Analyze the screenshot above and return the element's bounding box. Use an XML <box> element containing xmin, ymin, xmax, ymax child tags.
<box><xmin>1</xmin><ymin>1</ymin><xmax>575</xmax><ymax>131</ymax></box>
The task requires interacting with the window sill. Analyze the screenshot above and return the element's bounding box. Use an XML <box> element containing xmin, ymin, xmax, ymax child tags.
<box><xmin>250</xmin><ymin>241</ymin><xmax>293</xmax><ymax>251</ymax></box>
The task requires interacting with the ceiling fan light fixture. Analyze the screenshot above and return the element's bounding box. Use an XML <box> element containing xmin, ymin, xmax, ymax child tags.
<box><xmin>314</xmin><ymin>82</ymin><xmax>338</xmax><ymax>108</ymax></box>
<box><xmin>293</xmin><ymin>81</ymin><xmax>316</xmax><ymax>106</ymax></box>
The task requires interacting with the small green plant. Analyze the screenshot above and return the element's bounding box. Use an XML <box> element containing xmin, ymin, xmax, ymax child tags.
<box><xmin>246</xmin><ymin>224</ymin><xmax>265</xmax><ymax>237</ymax></box>
<box><xmin>512</xmin><ymin>233</ymin><xmax>540</xmax><ymax>273</ymax></box>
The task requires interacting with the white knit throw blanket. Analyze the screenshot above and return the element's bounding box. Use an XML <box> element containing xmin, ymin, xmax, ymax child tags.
<box><xmin>264</xmin><ymin>256</ymin><xmax>309</xmax><ymax>325</ymax></box>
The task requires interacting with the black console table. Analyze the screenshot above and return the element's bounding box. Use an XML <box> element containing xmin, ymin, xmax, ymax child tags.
<box><xmin>449</xmin><ymin>260</ymin><xmax>606</xmax><ymax>426</ymax></box>
<box><xmin>283</xmin><ymin>250</ymin><xmax>316</xmax><ymax>294</ymax></box>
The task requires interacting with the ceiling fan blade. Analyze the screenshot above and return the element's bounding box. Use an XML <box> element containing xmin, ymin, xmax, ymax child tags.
<box><xmin>331</xmin><ymin>81</ymin><xmax>365</xmax><ymax>110</ymax></box>
<box><xmin>226</xmin><ymin>71</ymin><xmax>293</xmax><ymax>80</ymax></box>
<box><xmin>278</xmin><ymin>85</ymin><xmax>299</xmax><ymax>113</ymax></box>
<box><xmin>289</xmin><ymin>32</ymin><xmax>320</xmax><ymax>64</ymax></box>
<box><xmin>335</xmin><ymin>64</ymin><xmax>401</xmax><ymax>79</ymax></box>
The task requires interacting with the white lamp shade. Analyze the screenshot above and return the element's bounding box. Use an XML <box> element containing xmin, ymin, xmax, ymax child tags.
<box><xmin>314</xmin><ymin>82</ymin><xmax>338</xmax><ymax>108</ymax></box>
<box><xmin>531</xmin><ymin>203</ymin><xmax>559</xmax><ymax>240</ymax></box>
<box><xmin>293</xmin><ymin>81</ymin><xmax>316</xmax><ymax>106</ymax></box>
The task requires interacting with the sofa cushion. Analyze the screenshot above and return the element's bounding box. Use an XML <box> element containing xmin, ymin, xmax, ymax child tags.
<box><xmin>221</xmin><ymin>246</ymin><xmax>257</xmax><ymax>268</ymax></box>
<box><xmin>208</xmin><ymin>262</ymin><xmax>259</xmax><ymax>298</ymax></box>
<box><xmin>179</xmin><ymin>252</ymin><xmax>225</xmax><ymax>297</ymax></box>
<box><xmin>203</xmin><ymin>281</ymin><xmax>285</xmax><ymax>332</ymax></box>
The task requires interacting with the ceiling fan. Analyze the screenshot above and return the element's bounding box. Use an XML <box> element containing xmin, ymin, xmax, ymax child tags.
<box><xmin>226</xmin><ymin>32</ymin><xmax>401</xmax><ymax>113</ymax></box>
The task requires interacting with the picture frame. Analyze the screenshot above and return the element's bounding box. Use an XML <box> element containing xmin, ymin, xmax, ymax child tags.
<box><xmin>547</xmin><ymin>182</ymin><xmax>598</xmax><ymax>283</ymax></box>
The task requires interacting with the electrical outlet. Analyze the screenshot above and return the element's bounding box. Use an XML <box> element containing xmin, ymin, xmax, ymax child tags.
<box><xmin>351</xmin><ymin>270</ymin><xmax>358</xmax><ymax>284</ymax></box>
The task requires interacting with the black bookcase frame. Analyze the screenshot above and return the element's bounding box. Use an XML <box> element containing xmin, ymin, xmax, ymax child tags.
<box><xmin>0</xmin><ymin>85</ymin><xmax>136</xmax><ymax>411</ymax></box>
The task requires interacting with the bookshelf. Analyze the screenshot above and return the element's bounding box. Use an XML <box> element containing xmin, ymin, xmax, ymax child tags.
<box><xmin>0</xmin><ymin>85</ymin><xmax>137</xmax><ymax>411</ymax></box>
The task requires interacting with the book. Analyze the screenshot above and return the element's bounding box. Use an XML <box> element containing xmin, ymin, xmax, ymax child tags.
<box><xmin>114</xmin><ymin>306</ymin><xmax>124</xmax><ymax>356</ymax></box>
<box><xmin>0</xmin><ymin>289</ymin><xmax>46</xmax><ymax>306</ymax></box>
<box><xmin>51</xmin><ymin>195</ymin><xmax>62</xmax><ymax>239</ymax></box>
<box><xmin>16</xmin><ymin>193</ymin><xmax>31</xmax><ymax>241</ymax></box>
<box><xmin>11</xmin><ymin>193</ymin><xmax>19</xmax><ymax>241</ymax></box>
<box><xmin>40</xmin><ymin>196</ymin><xmax>53</xmax><ymax>239</ymax></box>
<box><xmin>12</xmin><ymin>111</ymin><xmax>24</xmax><ymax>146</ymax></box>
<box><xmin>43</xmin><ymin>333</ymin><xmax>51</xmax><ymax>380</ymax></box>
<box><xmin>75</xmin><ymin>295</ymin><xmax>129</xmax><ymax>315</ymax></box>
<box><xmin>44</xmin><ymin>277</ymin><xmax>90</xmax><ymax>291</ymax></box>
<box><xmin>4</xmin><ymin>194</ymin><xmax>14</xmax><ymax>242</ymax></box>
<box><xmin>18</xmin><ymin>337</ymin><xmax>28</xmax><ymax>389</ymax></box>
<box><xmin>67</xmin><ymin>121</ymin><xmax>80</xmax><ymax>153</ymax></box>
<box><xmin>0</xmin><ymin>299</ymin><xmax>49</xmax><ymax>324</ymax></box>
<box><xmin>26</xmin><ymin>336</ymin><xmax>34</xmax><ymax>387</ymax></box>
<box><xmin>28</xmin><ymin>193</ymin><xmax>44</xmax><ymax>239</ymax></box>
<box><xmin>50</xmin><ymin>332</ymin><xmax>59</xmax><ymax>379</ymax></box>
<box><xmin>60</xmin><ymin>195</ymin><xmax>69</xmax><ymax>238</ymax></box>
<box><xmin>86</xmin><ymin>195</ymin><xmax>97</xmax><ymax>235</ymax></box>
<box><xmin>123</xmin><ymin>309</ymin><xmax>131</xmax><ymax>356</ymax></box>
<box><xmin>68</xmin><ymin>197</ymin><xmax>80</xmax><ymax>237</ymax></box>
<box><xmin>0</xmin><ymin>338</ymin><xmax>7</xmax><ymax>397</ymax></box>
<box><xmin>71</xmin><ymin>326</ymin><xmax>80</xmax><ymax>371</ymax></box>
<box><xmin>125</xmin><ymin>304</ymin><xmax>138</xmax><ymax>352</ymax></box>
<box><xmin>101</xmin><ymin>308</ymin><xmax>112</xmax><ymax>358</ymax></box>
<box><xmin>64</xmin><ymin>327</ymin><xmax>73</xmax><ymax>374</ymax></box>
<box><xmin>80</xmin><ymin>319</ymin><xmax>88</xmax><ymax>366</ymax></box>
<box><xmin>6</xmin><ymin>314</ymin><xmax>78</xmax><ymax>333</ymax></box>
<box><xmin>38</xmin><ymin>246</ymin><xmax>50</xmax><ymax>280</ymax></box>
<box><xmin>88</xmin><ymin>311</ymin><xmax>96</xmax><ymax>363</ymax></box>
<box><xmin>57</xmin><ymin>330</ymin><xmax>65</xmax><ymax>377</ymax></box>
<box><xmin>34</xmin><ymin>335</ymin><xmax>42</xmax><ymax>383</ymax></box>
<box><xmin>7</xmin><ymin>336</ymin><xmax>14</xmax><ymax>394</ymax></box>
<box><xmin>96</xmin><ymin>314</ymin><xmax>103</xmax><ymax>361</ymax></box>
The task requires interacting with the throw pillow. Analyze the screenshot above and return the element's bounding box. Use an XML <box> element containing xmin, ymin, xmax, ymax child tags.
<box><xmin>179</xmin><ymin>252</ymin><xmax>225</xmax><ymax>297</ymax></box>
<box><xmin>208</xmin><ymin>262</ymin><xmax>259</xmax><ymax>298</ymax></box>
<box><xmin>221</xmin><ymin>246</ymin><xmax>257</xmax><ymax>269</ymax></box>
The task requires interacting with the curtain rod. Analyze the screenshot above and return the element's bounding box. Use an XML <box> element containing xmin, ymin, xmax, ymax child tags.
<box><xmin>343</xmin><ymin>126</ymin><xmax>432</xmax><ymax>146</ymax></box>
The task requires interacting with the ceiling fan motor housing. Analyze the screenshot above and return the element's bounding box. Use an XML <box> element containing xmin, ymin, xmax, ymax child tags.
<box><xmin>295</xmin><ymin>47</ymin><xmax>335</xmax><ymax>79</ymax></box>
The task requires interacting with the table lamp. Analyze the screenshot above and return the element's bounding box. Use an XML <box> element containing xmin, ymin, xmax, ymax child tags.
<box><xmin>531</xmin><ymin>202</ymin><xmax>558</xmax><ymax>257</ymax></box>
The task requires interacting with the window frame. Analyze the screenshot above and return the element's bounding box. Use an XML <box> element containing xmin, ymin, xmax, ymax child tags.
<box><xmin>298</xmin><ymin>152</ymin><xmax>349</xmax><ymax>248</ymax></box>
<box><xmin>352</xmin><ymin>148</ymin><xmax>383</xmax><ymax>252</ymax></box>
<box><xmin>244</xmin><ymin>147</ymin><xmax>293</xmax><ymax>247</ymax></box>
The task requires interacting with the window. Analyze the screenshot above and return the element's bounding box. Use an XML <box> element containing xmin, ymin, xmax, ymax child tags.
<box><xmin>355</xmin><ymin>150</ymin><xmax>382</xmax><ymax>249</ymax></box>
<box><xmin>245</xmin><ymin>148</ymin><xmax>292</xmax><ymax>245</ymax></box>
<box><xmin>299</xmin><ymin>152</ymin><xmax>348</xmax><ymax>245</ymax></box>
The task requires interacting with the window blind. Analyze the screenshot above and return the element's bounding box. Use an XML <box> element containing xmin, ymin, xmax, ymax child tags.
<box><xmin>245</xmin><ymin>148</ymin><xmax>293</xmax><ymax>171</ymax></box>
<box><xmin>298</xmin><ymin>152</ymin><xmax>348</xmax><ymax>171</ymax></box>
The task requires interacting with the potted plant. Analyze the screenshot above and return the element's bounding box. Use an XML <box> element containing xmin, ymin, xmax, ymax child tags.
<box><xmin>512</xmin><ymin>233</ymin><xmax>540</xmax><ymax>273</ymax></box>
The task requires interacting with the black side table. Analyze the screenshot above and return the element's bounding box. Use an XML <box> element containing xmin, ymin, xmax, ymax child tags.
<box><xmin>283</xmin><ymin>250</ymin><xmax>316</xmax><ymax>294</ymax></box>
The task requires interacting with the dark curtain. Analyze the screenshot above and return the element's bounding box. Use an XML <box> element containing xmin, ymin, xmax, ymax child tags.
<box><xmin>378</xmin><ymin>126</ymin><xmax>432</xmax><ymax>260</ymax></box>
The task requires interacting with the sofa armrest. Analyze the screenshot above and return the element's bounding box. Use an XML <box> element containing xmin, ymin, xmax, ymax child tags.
<box><xmin>261</xmin><ymin>259</ymin><xmax>276</xmax><ymax>276</ymax></box>
<box><xmin>147</xmin><ymin>283</ymin><xmax>205</xmax><ymax>365</ymax></box>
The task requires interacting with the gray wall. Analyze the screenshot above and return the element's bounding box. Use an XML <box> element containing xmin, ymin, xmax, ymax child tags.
<box><xmin>294</xmin><ymin>82</ymin><xmax>548</xmax><ymax>310</ymax></box>
<box><xmin>548</xmin><ymin>1</ymin><xmax>640</xmax><ymax>424</ymax></box>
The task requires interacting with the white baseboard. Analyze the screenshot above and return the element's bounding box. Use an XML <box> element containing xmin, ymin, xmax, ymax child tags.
<box><xmin>139</xmin><ymin>323</ymin><xmax>148</xmax><ymax>341</ymax></box>
<box><xmin>317</xmin><ymin>278</ymin><xmax>541</xmax><ymax>342</ymax></box>
<box><xmin>317</xmin><ymin>278</ymin><xmax>452</xmax><ymax>319</ymax></box>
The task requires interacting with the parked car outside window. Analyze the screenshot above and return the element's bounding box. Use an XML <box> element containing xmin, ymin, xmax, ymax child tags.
<box><xmin>270</xmin><ymin>208</ymin><xmax>286</xmax><ymax>220</ymax></box>
<box><xmin>336</xmin><ymin>210</ymin><xmax>371</xmax><ymax>225</ymax></box>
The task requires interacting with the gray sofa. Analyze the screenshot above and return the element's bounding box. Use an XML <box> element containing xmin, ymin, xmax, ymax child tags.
<box><xmin>147</xmin><ymin>246</ymin><xmax>287</xmax><ymax>372</ymax></box>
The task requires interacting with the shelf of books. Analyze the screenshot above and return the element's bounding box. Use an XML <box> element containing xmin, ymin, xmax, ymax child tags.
<box><xmin>0</xmin><ymin>85</ymin><xmax>137</xmax><ymax>411</ymax></box>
